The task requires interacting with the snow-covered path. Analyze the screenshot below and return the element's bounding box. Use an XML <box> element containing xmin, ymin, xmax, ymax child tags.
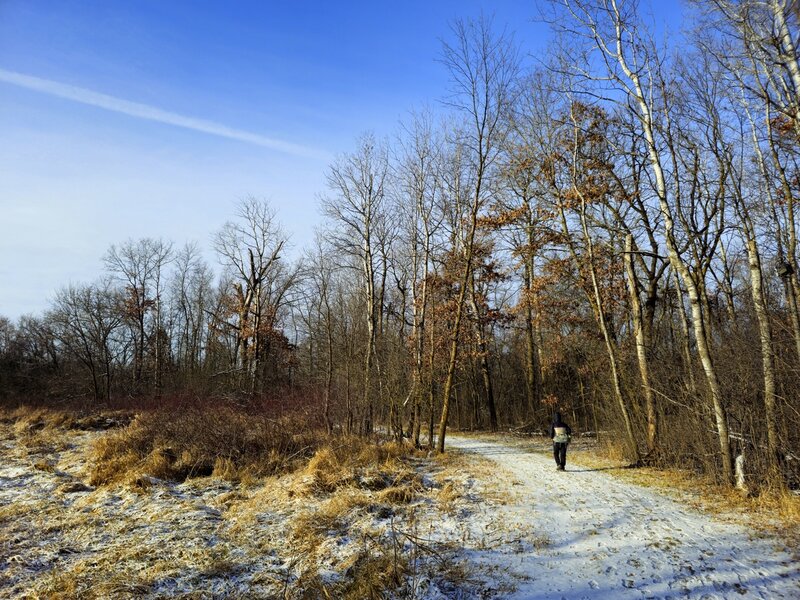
<box><xmin>447</xmin><ymin>436</ymin><xmax>800</xmax><ymax>600</ymax></box>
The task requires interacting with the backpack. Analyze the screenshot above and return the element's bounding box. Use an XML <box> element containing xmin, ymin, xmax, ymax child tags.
<box><xmin>553</xmin><ymin>426</ymin><xmax>570</xmax><ymax>444</ymax></box>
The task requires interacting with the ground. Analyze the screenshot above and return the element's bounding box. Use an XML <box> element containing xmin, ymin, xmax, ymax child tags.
<box><xmin>0</xmin><ymin>419</ymin><xmax>798</xmax><ymax>599</ymax></box>
<box><xmin>447</xmin><ymin>435</ymin><xmax>800</xmax><ymax>599</ymax></box>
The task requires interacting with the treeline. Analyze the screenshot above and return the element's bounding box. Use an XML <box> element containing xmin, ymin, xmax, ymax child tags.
<box><xmin>1</xmin><ymin>1</ymin><xmax>799</xmax><ymax>489</ymax></box>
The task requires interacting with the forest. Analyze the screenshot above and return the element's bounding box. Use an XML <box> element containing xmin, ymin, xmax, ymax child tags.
<box><xmin>2</xmin><ymin>0</ymin><xmax>800</xmax><ymax>494</ymax></box>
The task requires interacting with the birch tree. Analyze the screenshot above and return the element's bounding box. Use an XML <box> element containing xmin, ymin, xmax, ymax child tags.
<box><xmin>551</xmin><ymin>0</ymin><xmax>734</xmax><ymax>481</ymax></box>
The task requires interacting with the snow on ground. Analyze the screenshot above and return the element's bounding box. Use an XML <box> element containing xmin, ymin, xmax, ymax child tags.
<box><xmin>1</xmin><ymin>419</ymin><xmax>798</xmax><ymax>598</ymax></box>
<box><xmin>0</xmin><ymin>420</ymin><xmax>526</xmax><ymax>598</ymax></box>
<box><xmin>446</xmin><ymin>434</ymin><xmax>800</xmax><ymax>599</ymax></box>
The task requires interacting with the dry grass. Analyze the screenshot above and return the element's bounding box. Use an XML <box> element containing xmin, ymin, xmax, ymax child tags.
<box><xmin>32</xmin><ymin>459</ymin><xmax>57</xmax><ymax>473</ymax></box>
<box><xmin>531</xmin><ymin>534</ymin><xmax>552</xmax><ymax>550</ymax></box>
<box><xmin>378</xmin><ymin>485</ymin><xmax>415</xmax><ymax>504</ymax></box>
<box><xmin>287</xmin><ymin>438</ymin><xmax>423</xmax><ymax>558</ymax></box>
<box><xmin>1</xmin><ymin>405</ymin><xmax>132</xmax><ymax>433</ymax></box>
<box><xmin>1</xmin><ymin>406</ymin><xmax>476</xmax><ymax>598</ymax></box>
<box><xmin>301</xmin><ymin>437</ymin><xmax>421</xmax><ymax>495</ymax></box>
<box><xmin>34</xmin><ymin>570</ymin><xmax>152</xmax><ymax>600</ymax></box>
<box><xmin>89</xmin><ymin>406</ymin><xmax>323</xmax><ymax>486</ymax></box>
<box><xmin>289</xmin><ymin>488</ymin><xmax>373</xmax><ymax>556</ymax></box>
<box><xmin>436</xmin><ymin>481</ymin><xmax>460</xmax><ymax>513</ymax></box>
<box><xmin>599</xmin><ymin>438</ymin><xmax>628</xmax><ymax>463</ymax></box>
<box><xmin>338</xmin><ymin>552</ymin><xmax>408</xmax><ymax>600</ymax></box>
<box><xmin>4</xmin><ymin>406</ymin><xmax>78</xmax><ymax>431</ymax></box>
<box><xmin>304</xmin><ymin>445</ymin><xmax>355</xmax><ymax>492</ymax></box>
<box><xmin>431</xmin><ymin>447</ymin><xmax>516</xmax><ymax>508</ymax></box>
<box><xmin>255</xmin><ymin>438</ymin><xmax>441</xmax><ymax>598</ymax></box>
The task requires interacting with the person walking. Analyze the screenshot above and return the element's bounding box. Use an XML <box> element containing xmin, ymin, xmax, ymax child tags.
<box><xmin>550</xmin><ymin>412</ymin><xmax>572</xmax><ymax>471</ymax></box>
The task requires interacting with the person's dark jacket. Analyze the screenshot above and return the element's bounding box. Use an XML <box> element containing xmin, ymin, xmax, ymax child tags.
<box><xmin>549</xmin><ymin>412</ymin><xmax>572</xmax><ymax>440</ymax></box>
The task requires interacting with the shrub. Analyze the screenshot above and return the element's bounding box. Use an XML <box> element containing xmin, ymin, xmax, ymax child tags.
<box><xmin>89</xmin><ymin>401</ymin><xmax>325</xmax><ymax>486</ymax></box>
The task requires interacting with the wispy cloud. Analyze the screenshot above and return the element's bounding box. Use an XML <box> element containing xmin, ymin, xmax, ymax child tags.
<box><xmin>0</xmin><ymin>68</ymin><xmax>329</xmax><ymax>160</ymax></box>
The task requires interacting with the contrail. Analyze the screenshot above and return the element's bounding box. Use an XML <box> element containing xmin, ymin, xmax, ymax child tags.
<box><xmin>0</xmin><ymin>68</ymin><xmax>329</xmax><ymax>160</ymax></box>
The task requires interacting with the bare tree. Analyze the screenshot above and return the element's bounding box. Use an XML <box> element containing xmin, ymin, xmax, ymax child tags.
<box><xmin>692</xmin><ymin>23</ymin><xmax>787</xmax><ymax>473</ymax></box>
<box><xmin>500</xmin><ymin>71</ymin><xmax>561</xmax><ymax>422</ymax></box>
<box><xmin>170</xmin><ymin>242</ymin><xmax>213</xmax><ymax>377</ymax></box>
<box><xmin>305</xmin><ymin>234</ymin><xmax>339</xmax><ymax>434</ymax></box>
<box><xmin>322</xmin><ymin>133</ymin><xmax>390</xmax><ymax>435</ymax></box>
<box><xmin>214</xmin><ymin>198</ymin><xmax>297</xmax><ymax>394</ymax></box>
<box><xmin>550</xmin><ymin>0</ymin><xmax>734</xmax><ymax>483</ymax></box>
<box><xmin>104</xmin><ymin>238</ymin><xmax>173</xmax><ymax>391</ymax></box>
<box><xmin>50</xmin><ymin>280</ymin><xmax>124</xmax><ymax>402</ymax></box>
<box><xmin>395</xmin><ymin>110</ymin><xmax>447</xmax><ymax>446</ymax></box>
<box><xmin>700</xmin><ymin>0</ymin><xmax>800</xmax><ymax>361</ymax></box>
<box><xmin>436</xmin><ymin>17</ymin><xmax>519</xmax><ymax>452</ymax></box>
<box><xmin>551</xmin><ymin>100</ymin><xmax>640</xmax><ymax>460</ymax></box>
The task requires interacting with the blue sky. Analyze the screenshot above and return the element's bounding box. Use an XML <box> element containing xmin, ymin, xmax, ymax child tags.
<box><xmin>0</xmin><ymin>1</ymin><xmax>682</xmax><ymax>320</ymax></box>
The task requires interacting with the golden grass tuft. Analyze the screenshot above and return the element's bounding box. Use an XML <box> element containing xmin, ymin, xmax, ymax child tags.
<box><xmin>216</xmin><ymin>489</ymin><xmax>248</xmax><ymax>508</ymax></box>
<box><xmin>33</xmin><ymin>459</ymin><xmax>57</xmax><ymax>473</ymax></box>
<box><xmin>0</xmin><ymin>498</ymin><xmax>33</xmax><ymax>524</ymax></box>
<box><xmin>32</xmin><ymin>571</ymin><xmax>81</xmax><ymax>599</ymax></box>
<box><xmin>304</xmin><ymin>446</ymin><xmax>353</xmax><ymax>493</ymax></box>
<box><xmin>378</xmin><ymin>485</ymin><xmax>415</xmax><ymax>504</ymax></box>
<box><xmin>774</xmin><ymin>488</ymin><xmax>800</xmax><ymax>523</ymax></box>
<box><xmin>323</xmin><ymin>489</ymin><xmax>372</xmax><ymax>519</ymax></box>
<box><xmin>302</xmin><ymin>437</ymin><xmax>418</xmax><ymax>495</ymax></box>
<box><xmin>9</xmin><ymin>407</ymin><xmax>78</xmax><ymax>434</ymax></box>
<box><xmin>338</xmin><ymin>552</ymin><xmax>407</xmax><ymax>600</ymax></box>
<box><xmin>35</xmin><ymin>568</ymin><xmax>151</xmax><ymax>600</ymax></box>
<box><xmin>88</xmin><ymin>407</ymin><xmax>325</xmax><ymax>486</ymax></box>
<box><xmin>212</xmin><ymin>456</ymin><xmax>239</xmax><ymax>480</ymax></box>
<box><xmin>89</xmin><ymin>454</ymin><xmax>134</xmax><ymax>486</ymax></box>
<box><xmin>89</xmin><ymin>432</ymin><xmax>139</xmax><ymax>486</ymax></box>
<box><xmin>140</xmin><ymin>447</ymin><xmax>179</xmax><ymax>480</ymax></box>
<box><xmin>291</xmin><ymin>488</ymin><xmax>373</xmax><ymax>553</ymax></box>
<box><xmin>355</xmin><ymin>439</ymin><xmax>410</xmax><ymax>467</ymax></box>
<box><xmin>436</xmin><ymin>481</ymin><xmax>460</xmax><ymax>513</ymax></box>
<box><xmin>431</xmin><ymin>448</ymin><xmax>461</xmax><ymax>467</ymax></box>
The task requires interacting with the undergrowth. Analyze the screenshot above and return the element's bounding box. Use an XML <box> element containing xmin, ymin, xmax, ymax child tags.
<box><xmin>89</xmin><ymin>405</ymin><xmax>324</xmax><ymax>486</ymax></box>
<box><xmin>0</xmin><ymin>403</ymin><xmax>471</xmax><ymax>598</ymax></box>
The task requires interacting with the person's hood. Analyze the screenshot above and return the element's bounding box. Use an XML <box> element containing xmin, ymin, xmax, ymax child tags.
<box><xmin>553</xmin><ymin>412</ymin><xmax>563</xmax><ymax>425</ymax></box>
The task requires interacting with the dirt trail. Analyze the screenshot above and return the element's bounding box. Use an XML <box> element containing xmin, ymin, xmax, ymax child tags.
<box><xmin>447</xmin><ymin>435</ymin><xmax>800</xmax><ymax>600</ymax></box>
